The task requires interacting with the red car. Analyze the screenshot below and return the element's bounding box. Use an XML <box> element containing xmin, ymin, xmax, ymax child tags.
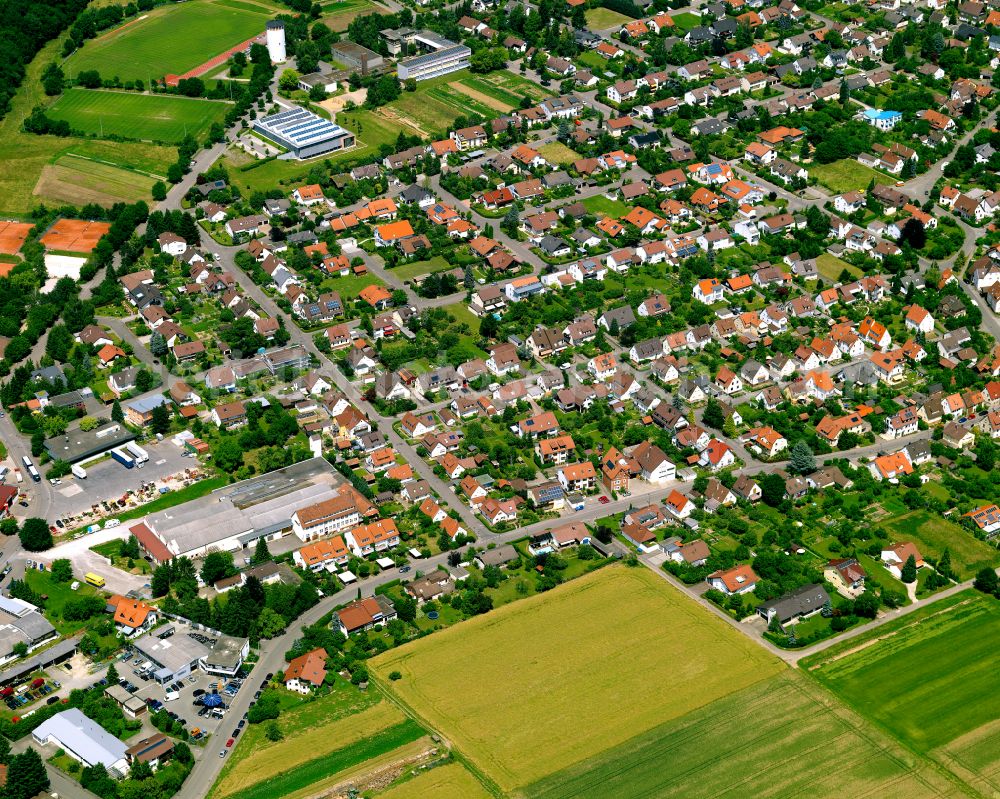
<box><xmin>226</xmin><ymin>738</ymin><xmax>235</xmax><ymax>748</ymax></box>
<box><xmin>598</xmin><ymin>496</ymin><xmax>610</xmax><ymax>505</ymax></box>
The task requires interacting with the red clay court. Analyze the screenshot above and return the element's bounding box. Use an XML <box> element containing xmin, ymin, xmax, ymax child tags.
<box><xmin>40</xmin><ymin>219</ymin><xmax>112</xmax><ymax>253</ymax></box>
<box><xmin>0</xmin><ymin>221</ymin><xmax>34</xmax><ymax>255</ymax></box>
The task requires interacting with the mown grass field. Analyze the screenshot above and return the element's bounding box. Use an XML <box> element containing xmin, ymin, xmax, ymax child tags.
<box><xmin>377</xmin><ymin>763</ymin><xmax>492</xmax><ymax>799</ymax></box>
<box><xmin>805</xmin><ymin>591</ymin><xmax>1000</xmax><ymax>754</ymax></box>
<box><xmin>321</xmin><ymin>0</ymin><xmax>380</xmax><ymax>30</ymax></box>
<box><xmin>214</xmin><ymin>691</ymin><xmax>404</xmax><ymax>798</ymax></box>
<box><xmin>64</xmin><ymin>0</ymin><xmax>280</xmax><ymax>81</ymax></box>
<box><xmin>525</xmin><ymin>672</ymin><xmax>965</xmax><ymax>799</ymax></box>
<box><xmin>811</xmin><ymin>158</ymin><xmax>894</xmax><ymax>193</ymax></box>
<box><xmin>582</xmin><ymin>195</ymin><xmax>629</xmax><ymax>218</ymax></box>
<box><xmin>47</xmin><ymin>89</ymin><xmax>230</xmax><ymax>144</ymax></box>
<box><xmin>882</xmin><ymin>509</ymin><xmax>1000</xmax><ymax>580</ymax></box>
<box><xmin>372</xmin><ymin>566</ymin><xmax>783</xmax><ymax>792</ymax></box>
<box><xmin>389</xmin><ymin>256</ymin><xmax>452</xmax><ymax>282</ymax></box>
<box><xmin>585</xmin><ymin>7</ymin><xmax>634</xmax><ymax>28</ymax></box>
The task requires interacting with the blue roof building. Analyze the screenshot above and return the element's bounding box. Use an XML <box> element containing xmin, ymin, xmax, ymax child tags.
<box><xmin>862</xmin><ymin>108</ymin><xmax>903</xmax><ymax>131</ymax></box>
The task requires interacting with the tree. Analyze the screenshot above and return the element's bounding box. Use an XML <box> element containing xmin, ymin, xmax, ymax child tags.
<box><xmin>257</xmin><ymin>607</ymin><xmax>286</xmax><ymax>638</ymax></box>
<box><xmin>151</xmin><ymin>181</ymin><xmax>167</xmax><ymax>202</ymax></box>
<box><xmin>853</xmin><ymin>591</ymin><xmax>879</xmax><ymax>619</ymax></box>
<box><xmin>250</xmin><ymin>536</ymin><xmax>271</xmax><ymax>565</ymax></box>
<box><xmin>759</xmin><ymin>473</ymin><xmax>786</xmax><ymax>507</ymax></box>
<box><xmin>789</xmin><ymin>440</ymin><xmax>816</xmax><ymax>474</ymax></box>
<box><xmin>839</xmin><ymin>77</ymin><xmax>849</xmax><ymax>103</ymax></box>
<box><xmin>5</xmin><ymin>748</ymin><xmax>49</xmax><ymax>799</ymax></box>
<box><xmin>106</xmin><ymin>662</ymin><xmax>119</xmax><ymax>684</ymax></box>
<box><xmin>149</xmin><ymin>331</ymin><xmax>167</xmax><ymax>358</ymax></box>
<box><xmin>974</xmin><ymin>566</ymin><xmax>998</xmax><ymax>595</ymax></box>
<box><xmin>51</xmin><ymin>559</ymin><xmax>73</xmax><ymax>582</ymax></box>
<box><xmin>898</xmin><ymin>218</ymin><xmax>926</xmax><ymax>249</ymax></box>
<box><xmin>702</xmin><ymin>397</ymin><xmax>725</xmax><ymax>429</ymax></box>
<box><xmin>200</xmin><ymin>551</ymin><xmax>235</xmax><ymax>585</ymax></box>
<box><xmin>19</xmin><ymin>518</ymin><xmax>53</xmax><ymax>551</ymax></box>
<box><xmin>111</xmin><ymin>399</ymin><xmax>124</xmax><ymax>423</ymax></box>
<box><xmin>151</xmin><ymin>402</ymin><xmax>171</xmax><ymax>434</ymax></box>
<box><xmin>41</xmin><ymin>63</ymin><xmax>64</xmax><ymax>96</ymax></box>
<box><xmin>0</xmin><ymin>734</ymin><xmax>9</xmax><ymax>764</ymax></box>
<box><xmin>278</xmin><ymin>69</ymin><xmax>301</xmax><ymax>91</ymax></box>
<box><xmin>900</xmin><ymin>554</ymin><xmax>917</xmax><ymax>584</ymax></box>
<box><xmin>938</xmin><ymin>548</ymin><xmax>954</xmax><ymax>581</ymax></box>
<box><xmin>151</xmin><ymin>563</ymin><xmax>172</xmax><ymax>597</ymax></box>
<box><xmin>46</xmin><ymin>324</ymin><xmax>72</xmax><ymax>362</ymax></box>
<box><xmin>265</xmin><ymin>721</ymin><xmax>283</xmax><ymax>741</ymax></box>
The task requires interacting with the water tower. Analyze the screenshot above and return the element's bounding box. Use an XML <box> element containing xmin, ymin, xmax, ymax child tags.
<box><xmin>266</xmin><ymin>20</ymin><xmax>286</xmax><ymax>64</ymax></box>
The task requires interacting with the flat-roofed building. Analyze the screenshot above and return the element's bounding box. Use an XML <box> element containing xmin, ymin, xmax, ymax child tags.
<box><xmin>331</xmin><ymin>40</ymin><xmax>384</xmax><ymax>71</ymax></box>
<box><xmin>32</xmin><ymin>709</ymin><xmax>128</xmax><ymax>774</ymax></box>
<box><xmin>396</xmin><ymin>30</ymin><xmax>471</xmax><ymax>81</ymax></box>
<box><xmin>253</xmin><ymin>106</ymin><xmax>355</xmax><ymax>159</ymax></box>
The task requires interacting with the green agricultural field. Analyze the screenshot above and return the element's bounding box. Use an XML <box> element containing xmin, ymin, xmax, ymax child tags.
<box><xmin>585</xmin><ymin>7</ymin><xmax>634</xmax><ymax>28</ymax></box>
<box><xmin>882</xmin><ymin>509</ymin><xmax>1000</xmax><ymax>579</ymax></box>
<box><xmin>816</xmin><ymin>252</ymin><xmax>861</xmax><ymax>281</ymax></box>
<box><xmin>321</xmin><ymin>0</ymin><xmax>379</xmax><ymax>30</ymax></box>
<box><xmin>213</xmin><ymin>685</ymin><xmax>401</xmax><ymax>798</ymax></box>
<box><xmin>805</xmin><ymin>590</ymin><xmax>1000</xmax><ymax>754</ymax></box>
<box><xmin>526</xmin><ymin>672</ymin><xmax>964</xmax><ymax>799</ymax></box>
<box><xmin>372</xmin><ymin>566</ymin><xmax>782</xmax><ymax>793</ymax></box>
<box><xmin>377</xmin><ymin>764</ymin><xmax>492</xmax><ymax>799</ymax></box>
<box><xmin>64</xmin><ymin>0</ymin><xmax>281</xmax><ymax>82</ymax></box>
<box><xmin>46</xmin><ymin>89</ymin><xmax>230</xmax><ymax>144</ymax></box>
<box><xmin>811</xmin><ymin>158</ymin><xmax>894</xmax><ymax>193</ymax></box>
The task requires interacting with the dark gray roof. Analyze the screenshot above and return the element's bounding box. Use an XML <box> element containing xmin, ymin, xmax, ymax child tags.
<box><xmin>757</xmin><ymin>583</ymin><xmax>830</xmax><ymax>623</ymax></box>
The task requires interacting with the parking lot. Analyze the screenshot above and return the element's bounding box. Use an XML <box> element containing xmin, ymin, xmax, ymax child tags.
<box><xmin>46</xmin><ymin>441</ymin><xmax>194</xmax><ymax>521</ymax></box>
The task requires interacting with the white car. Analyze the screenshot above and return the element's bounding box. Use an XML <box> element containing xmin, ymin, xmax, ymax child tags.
<box><xmin>103</xmin><ymin>519</ymin><xmax>121</xmax><ymax>529</ymax></box>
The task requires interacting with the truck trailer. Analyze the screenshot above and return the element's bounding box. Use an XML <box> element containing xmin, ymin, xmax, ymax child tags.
<box><xmin>110</xmin><ymin>448</ymin><xmax>135</xmax><ymax>469</ymax></box>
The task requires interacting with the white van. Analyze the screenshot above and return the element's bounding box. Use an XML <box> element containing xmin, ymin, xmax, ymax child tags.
<box><xmin>164</xmin><ymin>690</ymin><xmax>180</xmax><ymax>702</ymax></box>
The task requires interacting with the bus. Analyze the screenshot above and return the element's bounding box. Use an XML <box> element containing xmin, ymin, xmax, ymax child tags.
<box><xmin>21</xmin><ymin>456</ymin><xmax>31</xmax><ymax>469</ymax></box>
<box><xmin>84</xmin><ymin>573</ymin><xmax>105</xmax><ymax>588</ymax></box>
<box><xmin>27</xmin><ymin>465</ymin><xmax>40</xmax><ymax>483</ymax></box>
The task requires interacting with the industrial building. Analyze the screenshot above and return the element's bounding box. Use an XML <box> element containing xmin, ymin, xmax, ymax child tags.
<box><xmin>392</xmin><ymin>30</ymin><xmax>471</xmax><ymax>81</ymax></box>
<box><xmin>330</xmin><ymin>40</ymin><xmax>384</xmax><ymax>72</ymax></box>
<box><xmin>43</xmin><ymin>422</ymin><xmax>135</xmax><ymax>464</ymax></box>
<box><xmin>33</xmin><ymin>709</ymin><xmax>129</xmax><ymax>774</ymax></box>
<box><xmin>252</xmin><ymin>107</ymin><xmax>355</xmax><ymax>159</ymax></box>
<box><xmin>132</xmin><ymin>624</ymin><xmax>249</xmax><ymax>684</ymax></box>
<box><xmin>135</xmin><ymin>457</ymin><xmax>352</xmax><ymax>561</ymax></box>
<box><xmin>0</xmin><ymin>596</ymin><xmax>58</xmax><ymax>667</ymax></box>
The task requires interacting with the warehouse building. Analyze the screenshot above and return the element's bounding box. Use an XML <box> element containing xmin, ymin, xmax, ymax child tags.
<box><xmin>138</xmin><ymin>457</ymin><xmax>349</xmax><ymax>561</ymax></box>
<box><xmin>33</xmin><ymin>709</ymin><xmax>129</xmax><ymax>774</ymax></box>
<box><xmin>395</xmin><ymin>30</ymin><xmax>471</xmax><ymax>81</ymax></box>
<box><xmin>252</xmin><ymin>107</ymin><xmax>355</xmax><ymax>159</ymax></box>
<box><xmin>132</xmin><ymin>623</ymin><xmax>249</xmax><ymax>684</ymax></box>
<box><xmin>0</xmin><ymin>596</ymin><xmax>58</xmax><ymax>667</ymax></box>
<box><xmin>44</xmin><ymin>422</ymin><xmax>135</xmax><ymax>464</ymax></box>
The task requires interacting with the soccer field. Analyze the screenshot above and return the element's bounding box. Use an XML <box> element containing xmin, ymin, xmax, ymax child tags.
<box><xmin>805</xmin><ymin>591</ymin><xmax>1000</xmax><ymax>753</ymax></box>
<box><xmin>372</xmin><ymin>566</ymin><xmax>783</xmax><ymax>792</ymax></box>
<box><xmin>64</xmin><ymin>0</ymin><xmax>279</xmax><ymax>82</ymax></box>
<box><xmin>526</xmin><ymin>672</ymin><xmax>964</xmax><ymax>799</ymax></box>
<box><xmin>46</xmin><ymin>89</ymin><xmax>231</xmax><ymax>143</ymax></box>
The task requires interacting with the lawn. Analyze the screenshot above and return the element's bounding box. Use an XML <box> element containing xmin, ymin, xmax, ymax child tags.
<box><xmin>388</xmin><ymin>256</ymin><xmax>452</xmax><ymax>282</ymax></box>
<box><xmin>213</xmin><ymin>687</ymin><xmax>403</xmax><ymax>798</ymax></box>
<box><xmin>882</xmin><ymin>509</ymin><xmax>1000</xmax><ymax>579</ymax></box>
<box><xmin>585</xmin><ymin>7</ymin><xmax>634</xmax><ymax>28</ymax></box>
<box><xmin>581</xmin><ymin>195</ymin><xmax>629</xmax><ymax>218</ymax></box>
<box><xmin>441</xmin><ymin>302</ymin><xmax>480</xmax><ymax>333</ymax></box>
<box><xmin>47</xmin><ymin>89</ymin><xmax>231</xmax><ymax>144</ymax></box>
<box><xmin>525</xmin><ymin>671</ymin><xmax>962</xmax><ymax>799</ymax></box>
<box><xmin>537</xmin><ymin>141</ymin><xmax>580</xmax><ymax>167</ymax></box>
<box><xmin>24</xmin><ymin>569</ymin><xmax>104</xmax><ymax>635</ymax></box>
<box><xmin>371</xmin><ymin>566</ymin><xmax>783</xmax><ymax>792</ymax></box>
<box><xmin>378</xmin><ymin>763</ymin><xmax>492</xmax><ymax>799</ymax></box>
<box><xmin>816</xmin><ymin>252</ymin><xmax>860</xmax><ymax>281</ymax></box>
<box><xmin>319</xmin><ymin>272</ymin><xmax>387</xmax><ymax>302</ymax></box>
<box><xmin>811</xmin><ymin>158</ymin><xmax>894</xmax><ymax>193</ymax></box>
<box><xmin>671</xmin><ymin>11</ymin><xmax>702</xmax><ymax>30</ymax></box>
<box><xmin>64</xmin><ymin>0</ymin><xmax>281</xmax><ymax>81</ymax></box>
<box><xmin>804</xmin><ymin>590</ymin><xmax>1000</xmax><ymax>754</ymax></box>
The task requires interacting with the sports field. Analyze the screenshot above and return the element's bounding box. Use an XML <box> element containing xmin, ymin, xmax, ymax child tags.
<box><xmin>65</xmin><ymin>0</ymin><xmax>279</xmax><ymax>81</ymax></box>
<box><xmin>35</xmin><ymin>155</ymin><xmax>157</xmax><ymax>207</ymax></box>
<box><xmin>377</xmin><ymin>764</ymin><xmax>491</xmax><ymax>799</ymax></box>
<box><xmin>526</xmin><ymin>672</ymin><xmax>965</xmax><ymax>799</ymax></box>
<box><xmin>811</xmin><ymin>158</ymin><xmax>894</xmax><ymax>193</ymax></box>
<box><xmin>805</xmin><ymin>591</ymin><xmax>1000</xmax><ymax>754</ymax></box>
<box><xmin>882</xmin><ymin>510</ymin><xmax>1000</xmax><ymax>579</ymax></box>
<box><xmin>40</xmin><ymin>218</ymin><xmax>111</xmax><ymax>253</ymax></box>
<box><xmin>46</xmin><ymin>89</ymin><xmax>230</xmax><ymax>144</ymax></box>
<box><xmin>0</xmin><ymin>222</ymin><xmax>33</xmax><ymax>255</ymax></box>
<box><xmin>372</xmin><ymin>566</ymin><xmax>783</xmax><ymax>792</ymax></box>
